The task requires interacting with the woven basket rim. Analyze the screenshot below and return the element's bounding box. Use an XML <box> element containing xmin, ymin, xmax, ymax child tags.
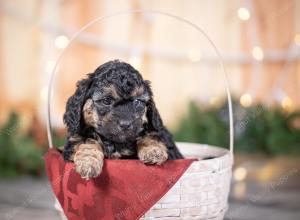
<box><xmin>176</xmin><ymin>142</ymin><xmax>232</xmax><ymax>165</ymax></box>
<box><xmin>176</xmin><ymin>142</ymin><xmax>230</xmax><ymax>158</ymax></box>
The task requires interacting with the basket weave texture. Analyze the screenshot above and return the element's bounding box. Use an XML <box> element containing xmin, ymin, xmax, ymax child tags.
<box><xmin>140</xmin><ymin>143</ymin><xmax>232</xmax><ymax>220</ymax></box>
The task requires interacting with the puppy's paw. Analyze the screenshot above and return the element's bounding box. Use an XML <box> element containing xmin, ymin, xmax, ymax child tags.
<box><xmin>74</xmin><ymin>155</ymin><xmax>103</xmax><ymax>180</ymax></box>
<box><xmin>138</xmin><ymin>143</ymin><xmax>168</xmax><ymax>165</ymax></box>
<box><xmin>139</xmin><ymin>146</ymin><xmax>168</xmax><ymax>165</ymax></box>
<box><xmin>73</xmin><ymin>143</ymin><xmax>104</xmax><ymax>180</ymax></box>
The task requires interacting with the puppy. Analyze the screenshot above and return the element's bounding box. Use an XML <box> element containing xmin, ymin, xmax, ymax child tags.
<box><xmin>63</xmin><ymin>60</ymin><xmax>183</xmax><ymax>179</ymax></box>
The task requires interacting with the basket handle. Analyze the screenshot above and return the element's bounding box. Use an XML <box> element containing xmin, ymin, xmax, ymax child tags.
<box><xmin>46</xmin><ymin>10</ymin><xmax>234</xmax><ymax>157</ymax></box>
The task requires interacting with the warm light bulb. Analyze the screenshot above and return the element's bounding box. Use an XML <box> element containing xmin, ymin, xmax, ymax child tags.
<box><xmin>233</xmin><ymin>182</ymin><xmax>246</xmax><ymax>199</ymax></box>
<box><xmin>240</xmin><ymin>94</ymin><xmax>252</xmax><ymax>107</ymax></box>
<box><xmin>252</xmin><ymin>46</ymin><xmax>264</xmax><ymax>61</ymax></box>
<box><xmin>234</xmin><ymin>167</ymin><xmax>247</xmax><ymax>181</ymax></box>
<box><xmin>187</xmin><ymin>49</ymin><xmax>202</xmax><ymax>62</ymax></box>
<box><xmin>281</xmin><ymin>96</ymin><xmax>293</xmax><ymax>112</ymax></box>
<box><xmin>238</xmin><ymin>7</ymin><xmax>250</xmax><ymax>21</ymax></box>
<box><xmin>209</xmin><ymin>96</ymin><xmax>221</xmax><ymax>106</ymax></box>
<box><xmin>54</xmin><ymin>35</ymin><xmax>69</xmax><ymax>49</ymax></box>
<box><xmin>294</xmin><ymin>34</ymin><xmax>300</xmax><ymax>47</ymax></box>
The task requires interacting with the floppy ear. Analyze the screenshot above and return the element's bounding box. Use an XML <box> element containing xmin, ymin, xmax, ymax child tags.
<box><xmin>144</xmin><ymin>80</ymin><xmax>164</xmax><ymax>131</ymax></box>
<box><xmin>146</xmin><ymin>99</ymin><xmax>164</xmax><ymax>131</ymax></box>
<box><xmin>63</xmin><ymin>75</ymin><xmax>93</xmax><ymax>135</ymax></box>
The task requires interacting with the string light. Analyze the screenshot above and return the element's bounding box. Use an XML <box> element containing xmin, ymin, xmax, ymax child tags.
<box><xmin>54</xmin><ymin>35</ymin><xmax>69</xmax><ymax>49</ymax></box>
<box><xmin>294</xmin><ymin>34</ymin><xmax>300</xmax><ymax>47</ymax></box>
<box><xmin>252</xmin><ymin>46</ymin><xmax>264</xmax><ymax>61</ymax></box>
<box><xmin>257</xmin><ymin>163</ymin><xmax>276</xmax><ymax>182</ymax></box>
<box><xmin>233</xmin><ymin>182</ymin><xmax>246</xmax><ymax>199</ymax></box>
<box><xmin>209</xmin><ymin>97</ymin><xmax>218</xmax><ymax>105</ymax></box>
<box><xmin>187</xmin><ymin>49</ymin><xmax>202</xmax><ymax>62</ymax></box>
<box><xmin>234</xmin><ymin>167</ymin><xmax>247</xmax><ymax>181</ymax></box>
<box><xmin>209</xmin><ymin>96</ymin><xmax>222</xmax><ymax>106</ymax></box>
<box><xmin>240</xmin><ymin>93</ymin><xmax>252</xmax><ymax>107</ymax></box>
<box><xmin>237</xmin><ymin>7</ymin><xmax>250</xmax><ymax>21</ymax></box>
<box><xmin>281</xmin><ymin>96</ymin><xmax>294</xmax><ymax>112</ymax></box>
<box><xmin>2</xmin><ymin>4</ymin><xmax>300</xmax><ymax>64</ymax></box>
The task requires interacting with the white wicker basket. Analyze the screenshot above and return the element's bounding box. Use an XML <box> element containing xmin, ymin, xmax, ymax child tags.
<box><xmin>48</xmin><ymin>10</ymin><xmax>234</xmax><ymax>220</ymax></box>
<box><xmin>140</xmin><ymin>142</ymin><xmax>232</xmax><ymax>220</ymax></box>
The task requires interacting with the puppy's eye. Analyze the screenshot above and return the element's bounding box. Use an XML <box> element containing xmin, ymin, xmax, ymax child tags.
<box><xmin>100</xmin><ymin>97</ymin><xmax>113</xmax><ymax>106</ymax></box>
<box><xmin>133</xmin><ymin>98</ymin><xmax>145</xmax><ymax>107</ymax></box>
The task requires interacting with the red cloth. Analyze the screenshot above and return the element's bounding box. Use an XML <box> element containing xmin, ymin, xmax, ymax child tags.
<box><xmin>44</xmin><ymin>148</ymin><xmax>195</xmax><ymax>220</ymax></box>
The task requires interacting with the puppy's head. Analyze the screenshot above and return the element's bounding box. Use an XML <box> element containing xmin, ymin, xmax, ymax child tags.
<box><xmin>64</xmin><ymin>60</ymin><xmax>162</xmax><ymax>143</ymax></box>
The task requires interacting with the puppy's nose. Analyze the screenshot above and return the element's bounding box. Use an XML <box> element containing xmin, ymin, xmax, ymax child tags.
<box><xmin>119</xmin><ymin>120</ymin><xmax>132</xmax><ymax>130</ymax></box>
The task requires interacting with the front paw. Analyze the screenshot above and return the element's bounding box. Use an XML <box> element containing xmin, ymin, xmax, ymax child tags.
<box><xmin>73</xmin><ymin>144</ymin><xmax>104</xmax><ymax>180</ymax></box>
<box><xmin>138</xmin><ymin>145</ymin><xmax>168</xmax><ymax>165</ymax></box>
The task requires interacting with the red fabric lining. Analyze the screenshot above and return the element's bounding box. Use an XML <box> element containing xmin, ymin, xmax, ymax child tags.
<box><xmin>44</xmin><ymin>148</ymin><xmax>195</xmax><ymax>220</ymax></box>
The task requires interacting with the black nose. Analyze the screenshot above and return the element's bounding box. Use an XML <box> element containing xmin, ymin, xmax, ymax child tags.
<box><xmin>119</xmin><ymin>120</ymin><xmax>132</xmax><ymax>130</ymax></box>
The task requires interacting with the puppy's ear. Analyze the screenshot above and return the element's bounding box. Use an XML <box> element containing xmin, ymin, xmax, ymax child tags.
<box><xmin>144</xmin><ymin>80</ymin><xmax>164</xmax><ymax>131</ymax></box>
<box><xmin>63</xmin><ymin>75</ymin><xmax>93</xmax><ymax>135</ymax></box>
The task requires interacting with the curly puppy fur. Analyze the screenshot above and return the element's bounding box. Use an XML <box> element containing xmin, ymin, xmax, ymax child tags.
<box><xmin>63</xmin><ymin>60</ymin><xmax>183</xmax><ymax>179</ymax></box>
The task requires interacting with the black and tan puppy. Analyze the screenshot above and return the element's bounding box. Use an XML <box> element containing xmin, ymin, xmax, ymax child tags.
<box><xmin>63</xmin><ymin>60</ymin><xmax>183</xmax><ymax>179</ymax></box>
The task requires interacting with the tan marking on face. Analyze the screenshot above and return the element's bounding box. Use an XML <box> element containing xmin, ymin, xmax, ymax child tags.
<box><xmin>142</xmin><ymin>108</ymin><xmax>147</xmax><ymax>123</ymax></box>
<box><xmin>131</xmin><ymin>86</ymin><xmax>144</xmax><ymax>97</ymax></box>
<box><xmin>83</xmin><ymin>99</ymin><xmax>99</xmax><ymax>128</ymax></box>
<box><xmin>103</xmin><ymin>85</ymin><xmax>120</xmax><ymax>100</ymax></box>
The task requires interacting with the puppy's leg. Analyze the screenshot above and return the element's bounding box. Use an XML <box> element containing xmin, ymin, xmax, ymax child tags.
<box><xmin>137</xmin><ymin>136</ymin><xmax>168</xmax><ymax>165</ymax></box>
<box><xmin>72</xmin><ymin>138</ymin><xmax>104</xmax><ymax>180</ymax></box>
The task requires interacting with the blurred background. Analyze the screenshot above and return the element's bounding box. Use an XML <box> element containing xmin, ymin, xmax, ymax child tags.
<box><xmin>0</xmin><ymin>0</ymin><xmax>300</xmax><ymax>219</ymax></box>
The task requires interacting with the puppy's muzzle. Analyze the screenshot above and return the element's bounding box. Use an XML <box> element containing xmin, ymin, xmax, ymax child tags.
<box><xmin>118</xmin><ymin>120</ymin><xmax>132</xmax><ymax>130</ymax></box>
